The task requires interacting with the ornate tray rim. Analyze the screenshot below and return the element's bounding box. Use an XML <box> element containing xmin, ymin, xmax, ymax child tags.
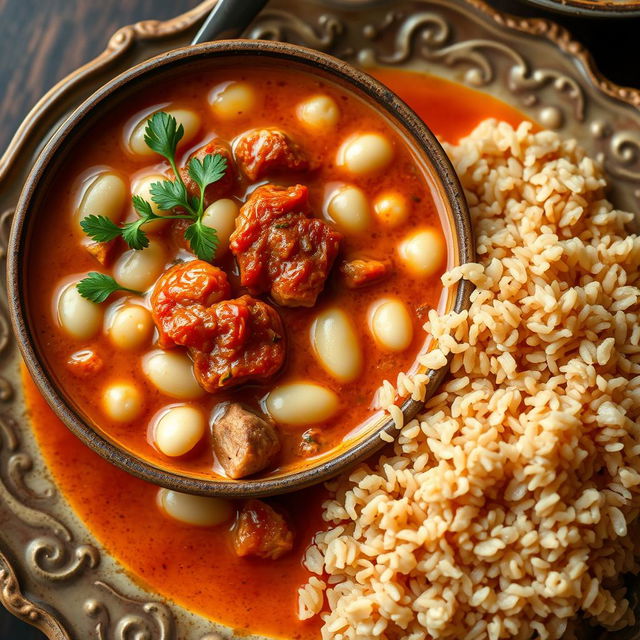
<box><xmin>3</xmin><ymin>0</ymin><xmax>640</xmax><ymax>638</ymax></box>
<box><xmin>516</xmin><ymin>0</ymin><xmax>640</xmax><ymax>19</ymax></box>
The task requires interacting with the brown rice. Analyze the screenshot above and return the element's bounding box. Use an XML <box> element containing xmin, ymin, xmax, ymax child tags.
<box><xmin>298</xmin><ymin>119</ymin><xmax>640</xmax><ymax>640</ymax></box>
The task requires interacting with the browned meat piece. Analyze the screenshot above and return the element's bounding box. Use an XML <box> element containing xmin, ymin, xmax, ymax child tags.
<box><xmin>229</xmin><ymin>184</ymin><xmax>342</xmax><ymax>307</ymax></box>
<box><xmin>151</xmin><ymin>262</ymin><xmax>286</xmax><ymax>391</ymax></box>
<box><xmin>179</xmin><ymin>139</ymin><xmax>235</xmax><ymax>208</ymax></box>
<box><xmin>192</xmin><ymin>295</ymin><xmax>285</xmax><ymax>391</ymax></box>
<box><xmin>66</xmin><ymin>349</ymin><xmax>104</xmax><ymax>377</ymax></box>
<box><xmin>150</xmin><ymin>261</ymin><xmax>231</xmax><ymax>350</ymax></box>
<box><xmin>232</xmin><ymin>500</ymin><xmax>294</xmax><ymax>560</ymax></box>
<box><xmin>340</xmin><ymin>257</ymin><xmax>391</xmax><ymax>289</ymax></box>
<box><xmin>86</xmin><ymin>239</ymin><xmax>117</xmax><ymax>266</ymax></box>
<box><xmin>234</xmin><ymin>128</ymin><xmax>309</xmax><ymax>181</ymax></box>
<box><xmin>212</xmin><ymin>403</ymin><xmax>280</xmax><ymax>479</ymax></box>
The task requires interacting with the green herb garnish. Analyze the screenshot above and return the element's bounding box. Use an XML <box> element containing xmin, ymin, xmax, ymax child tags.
<box><xmin>76</xmin><ymin>272</ymin><xmax>142</xmax><ymax>303</ymax></box>
<box><xmin>82</xmin><ymin>112</ymin><xmax>224</xmax><ymax>256</ymax></box>
<box><xmin>77</xmin><ymin>111</ymin><xmax>227</xmax><ymax>302</ymax></box>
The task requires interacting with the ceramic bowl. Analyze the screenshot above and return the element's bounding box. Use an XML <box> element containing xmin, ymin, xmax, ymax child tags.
<box><xmin>7</xmin><ymin>39</ymin><xmax>473</xmax><ymax>498</ymax></box>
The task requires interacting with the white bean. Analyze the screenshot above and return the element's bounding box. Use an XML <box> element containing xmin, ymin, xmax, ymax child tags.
<box><xmin>143</xmin><ymin>350</ymin><xmax>204</xmax><ymax>400</ymax></box>
<box><xmin>57</xmin><ymin>283</ymin><xmax>103</xmax><ymax>340</ymax></box>
<box><xmin>266</xmin><ymin>382</ymin><xmax>339</xmax><ymax>426</ymax></box>
<box><xmin>131</xmin><ymin>174</ymin><xmax>169</xmax><ymax>233</ymax></box>
<box><xmin>202</xmin><ymin>199</ymin><xmax>239</xmax><ymax>258</ymax></box>
<box><xmin>128</xmin><ymin>108</ymin><xmax>201</xmax><ymax>157</ymax></box>
<box><xmin>326</xmin><ymin>185</ymin><xmax>371</xmax><ymax>233</ymax></box>
<box><xmin>158</xmin><ymin>489</ymin><xmax>232</xmax><ymax>527</ymax></box>
<box><xmin>113</xmin><ymin>240</ymin><xmax>166</xmax><ymax>292</ymax></box>
<box><xmin>154</xmin><ymin>405</ymin><xmax>205</xmax><ymax>457</ymax></box>
<box><xmin>296</xmin><ymin>94</ymin><xmax>340</xmax><ymax>130</ymax></box>
<box><xmin>337</xmin><ymin>132</ymin><xmax>393</xmax><ymax>175</ymax></box>
<box><xmin>209</xmin><ymin>81</ymin><xmax>256</xmax><ymax>119</ymax></box>
<box><xmin>373</xmin><ymin>192</ymin><xmax>409</xmax><ymax>228</ymax></box>
<box><xmin>311</xmin><ymin>308</ymin><xmax>362</xmax><ymax>382</ymax></box>
<box><xmin>369</xmin><ymin>299</ymin><xmax>414</xmax><ymax>352</ymax></box>
<box><xmin>108</xmin><ymin>304</ymin><xmax>153</xmax><ymax>350</ymax></box>
<box><xmin>398</xmin><ymin>228</ymin><xmax>445</xmax><ymax>277</ymax></box>
<box><xmin>76</xmin><ymin>173</ymin><xmax>127</xmax><ymax>227</ymax></box>
<box><xmin>102</xmin><ymin>382</ymin><xmax>143</xmax><ymax>422</ymax></box>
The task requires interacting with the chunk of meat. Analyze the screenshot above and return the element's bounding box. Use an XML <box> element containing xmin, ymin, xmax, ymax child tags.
<box><xmin>230</xmin><ymin>184</ymin><xmax>342</xmax><ymax>307</ymax></box>
<box><xmin>340</xmin><ymin>257</ymin><xmax>391</xmax><ymax>289</ymax></box>
<box><xmin>86</xmin><ymin>239</ymin><xmax>117</xmax><ymax>266</ymax></box>
<box><xmin>232</xmin><ymin>500</ymin><xmax>294</xmax><ymax>560</ymax></box>
<box><xmin>212</xmin><ymin>403</ymin><xmax>280</xmax><ymax>479</ymax></box>
<box><xmin>150</xmin><ymin>261</ymin><xmax>231</xmax><ymax>349</ymax></box>
<box><xmin>66</xmin><ymin>350</ymin><xmax>103</xmax><ymax>377</ymax></box>
<box><xmin>151</xmin><ymin>262</ymin><xmax>286</xmax><ymax>391</ymax></box>
<box><xmin>234</xmin><ymin>128</ymin><xmax>309</xmax><ymax>181</ymax></box>
<box><xmin>192</xmin><ymin>295</ymin><xmax>285</xmax><ymax>391</ymax></box>
<box><xmin>179</xmin><ymin>139</ymin><xmax>235</xmax><ymax>208</ymax></box>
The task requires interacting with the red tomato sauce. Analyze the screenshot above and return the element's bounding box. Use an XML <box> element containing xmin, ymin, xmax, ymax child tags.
<box><xmin>26</xmin><ymin>63</ymin><xmax>449</xmax><ymax>481</ymax></box>
<box><xmin>25</xmin><ymin>71</ymin><xmax>528</xmax><ymax>639</ymax></box>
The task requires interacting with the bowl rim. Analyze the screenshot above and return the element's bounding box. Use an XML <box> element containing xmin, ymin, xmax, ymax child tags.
<box><xmin>7</xmin><ymin>38</ymin><xmax>474</xmax><ymax>498</ymax></box>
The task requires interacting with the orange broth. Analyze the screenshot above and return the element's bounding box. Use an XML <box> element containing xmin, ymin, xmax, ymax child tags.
<box><xmin>26</xmin><ymin>64</ymin><xmax>448</xmax><ymax>480</ymax></box>
<box><xmin>25</xmin><ymin>71</ymin><xmax>528</xmax><ymax>639</ymax></box>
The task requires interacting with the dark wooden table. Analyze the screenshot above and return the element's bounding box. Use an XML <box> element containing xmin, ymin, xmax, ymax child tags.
<box><xmin>0</xmin><ymin>0</ymin><xmax>639</xmax><ymax>638</ymax></box>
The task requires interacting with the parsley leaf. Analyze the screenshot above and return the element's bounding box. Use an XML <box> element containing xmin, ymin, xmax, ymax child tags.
<box><xmin>188</xmin><ymin>154</ymin><xmax>228</xmax><ymax>192</ymax></box>
<box><xmin>131</xmin><ymin>194</ymin><xmax>154</xmax><ymax>218</ymax></box>
<box><xmin>143</xmin><ymin>111</ymin><xmax>184</xmax><ymax>162</ymax></box>
<box><xmin>121</xmin><ymin>219</ymin><xmax>151</xmax><ymax>250</ymax></box>
<box><xmin>80</xmin><ymin>215</ymin><xmax>122</xmax><ymax>244</ymax></box>
<box><xmin>76</xmin><ymin>272</ymin><xmax>142</xmax><ymax>303</ymax></box>
<box><xmin>149</xmin><ymin>179</ymin><xmax>191</xmax><ymax>213</ymax></box>
<box><xmin>184</xmin><ymin>221</ymin><xmax>218</xmax><ymax>263</ymax></box>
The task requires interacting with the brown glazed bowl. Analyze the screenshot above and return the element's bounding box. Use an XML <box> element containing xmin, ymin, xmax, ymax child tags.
<box><xmin>7</xmin><ymin>39</ymin><xmax>473</xmax><ymax>498</ymax></box>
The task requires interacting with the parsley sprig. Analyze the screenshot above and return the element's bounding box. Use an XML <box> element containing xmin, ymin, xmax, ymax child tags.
<box><xmin>77</xmin><ymin>112</ymin><xmax>227</xmax><ymax>302</ymax></box>
<box><xmin>76</xmin><ymin>273</ymin><xmax>142</xmax><ymax>303</ymax></box>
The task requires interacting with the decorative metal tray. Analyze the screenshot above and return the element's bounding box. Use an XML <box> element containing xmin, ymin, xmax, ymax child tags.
<box><xmin>2</xmin><ymin>1</ymin><xmax>640</xmax><ymax>638</ymax></box>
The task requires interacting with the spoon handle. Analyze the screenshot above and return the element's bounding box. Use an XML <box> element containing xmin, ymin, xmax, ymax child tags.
<box><xmin>191</xmin><ymin>0</ymin><xmax>269</xmax><ymax>45</ymax></box>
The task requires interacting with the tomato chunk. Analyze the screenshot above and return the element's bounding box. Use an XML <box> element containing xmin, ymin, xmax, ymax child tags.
<box><xmin>86</xmin><ymin>239</ymin><xmax>117</xmax><ymax>266</ymax></box>
<box><xmin>340</xmin><ymin>257</ymin><xmax>391</xmax><ymax>289</ymax></box>
<box><xmin>150</xmin><ymin>261</ymin><xmax>231</xmax><ymax>350</ymax></box>
<box><xmin>179</xmin><ymin>139</ymin><xmax>235</xmax><ymax>208</ymax></box>
<box><xmin>234</xmin><ymin>128</ymin><xmax>309</xmax><ymax>181</ymax></box>
<box><xmin>230</xmin><ymin>184</ymin><xmax>342</xmax><ymax>307</ymax></box>
<box><xmin>232</xmin><ymin>500</ymin><xmax>294</xmax><ymax>560</ymax></box>
<box><xmin>66</xmin><ymin>349</ymin><xmax>104</xmax><ymax>377</ymax></box>
<box><xmin>192</xmin><ymin>295</ymin><xmax>285</xmax><ymax>391</ymax></box>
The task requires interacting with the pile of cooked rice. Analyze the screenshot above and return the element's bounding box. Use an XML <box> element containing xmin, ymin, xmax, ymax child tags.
<box><xmin>298</xmin><ymin>119</ymin><xmax>640</xmax><ymax>640</ymax></box>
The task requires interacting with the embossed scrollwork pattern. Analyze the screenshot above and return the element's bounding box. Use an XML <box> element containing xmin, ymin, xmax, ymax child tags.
<box><xmin>247</xmin><ymin>9</ymin><xmax>345</xmax><ymax>50</ymax></box>
<box><xmin>85</xmin><ymin>582</ymin><xmax>175</xmax><ymax>640</ymax></box>
<box><xmin>27</xmin><ymin>537</ymin><xmax>100</xmax><ymax>582</ymax></box>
